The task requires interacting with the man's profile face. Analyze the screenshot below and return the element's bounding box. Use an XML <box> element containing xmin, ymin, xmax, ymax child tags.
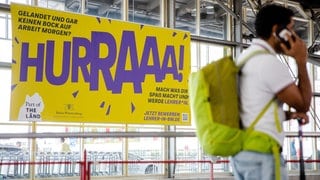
<box><xmin>274</xmin><ymin>18</ymin><xmax>295</xmax><ymax>53</ymax></box>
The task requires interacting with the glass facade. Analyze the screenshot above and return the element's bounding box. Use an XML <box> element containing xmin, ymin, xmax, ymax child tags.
<box><xmin>0</xmin><ymin>0</ymin><xmax>320</xmax><ymax>178</ymax></box>
<box><xmin>175</xmin><ymin>0</ymin><xmax>196</xmax><ymax>34</ymax></box>
<box><xmin>128</xmin><ymin>0</ymin><xmax>160</xmax><ymax>25</ymax></box>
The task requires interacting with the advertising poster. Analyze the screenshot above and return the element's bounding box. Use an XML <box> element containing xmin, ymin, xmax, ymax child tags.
<box><xmin>10</xmin><ymin>3</ymin><xmax>191</xmax><ymax>125</ymax></box>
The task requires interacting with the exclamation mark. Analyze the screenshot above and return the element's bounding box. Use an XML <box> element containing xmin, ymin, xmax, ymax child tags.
<box><xmin>178</xmin><ymin>45</ymin><xmax>184</xmax><ymax>82</ymax></box>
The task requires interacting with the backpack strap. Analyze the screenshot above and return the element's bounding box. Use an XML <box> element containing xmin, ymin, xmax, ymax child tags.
<box><xmin>272</xmin><ymin>101</ymin><xmax>282</xmax><ymax>180</ymax></box>
<box><xmin>244</xmin><ymin>99</ymin><xmax>283</xmax><ymax>180</ymax></box>
<box><xmin>238</xmin><ymin>50</ymin><xmax>283</xmax><ymax>180</ymax></box>
<box><xmin>272</xmin><ymin>141</ymin><xmax>281</xmax><ymax>180</ymax></box>
<box><xmin>237</xmin><ymin>50</ymin><xmax>269</xmax><ymax>69</ymax></box>
<box><xmin>246</xmin><ymin>97</ymin><xmax>275</xmax><ymax>132</ymax></box>
<box><xmin>237</xmin><ymin>49</ymin><xmax>274</xmax><ymax>131</ymax></box>
<box><xmin>238</xmin><ymin>49</ymin><xmax>282</xmax><ymax>132</ymax></box>
<box><xmin>273</xmin><ymin>102</ymin><xmax>282</xmax><ymax>133</ymax></box>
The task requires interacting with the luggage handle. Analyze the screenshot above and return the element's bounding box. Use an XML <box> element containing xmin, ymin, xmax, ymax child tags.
<box><xmin>297</xmin><ymin>118</ymin><xmax>306</xmax><ymax>180</ymax></box>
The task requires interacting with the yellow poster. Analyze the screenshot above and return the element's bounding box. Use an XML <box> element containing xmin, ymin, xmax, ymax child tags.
<box><xmin>10</xmin><ymin>3</ymin><xmax>191</xmax><ymax>125</ymax></box>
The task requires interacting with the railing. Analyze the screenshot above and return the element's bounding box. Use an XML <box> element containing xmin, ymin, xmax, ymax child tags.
<box><xmin>0</xmin><ymin>131</ymin><xmax>319</xmax><ymax>179</ymax></box>
<box><xmin>0</xmin><ymin>151</ymin><xmax>319</xmax><ymax>180</ymax></box>
<box><xmin>0</xmin><ymin>151</ymin><xmax>216</xmax><ymax>180</ymax></box>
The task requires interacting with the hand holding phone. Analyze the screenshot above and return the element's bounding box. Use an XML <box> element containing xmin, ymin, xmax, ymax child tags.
<box><xmin>276</xmin><ymin>27</ymin><xmax>295</xmax><ymax>49</ymax></box>
<box><xmin>275</xmin><ymin>26</ymin><xmax>307</xmax><ymax>64</ymax></box>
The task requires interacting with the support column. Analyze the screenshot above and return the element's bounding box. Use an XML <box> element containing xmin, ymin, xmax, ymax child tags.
<box><xmin>233</xmin><ymin>0</ymin><xmax>243</xmax><ymax>57</ymax></box>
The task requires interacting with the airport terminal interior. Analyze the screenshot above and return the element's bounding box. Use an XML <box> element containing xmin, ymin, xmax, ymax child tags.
<box><xmin>0</xmin><ymin>0</ymin><xmax>320</xmax><ymax>179</ymax></box>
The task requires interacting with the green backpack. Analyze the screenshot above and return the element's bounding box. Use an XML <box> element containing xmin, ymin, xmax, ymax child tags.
<box><xmin>188</xmin><ymin>51</ymin><xmax>271</xmax><ymax>157</ymax></box>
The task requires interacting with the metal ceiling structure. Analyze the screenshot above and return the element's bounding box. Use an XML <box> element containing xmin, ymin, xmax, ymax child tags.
<box><xmin>2</xmin><ymin>0</ymin><xmax>320</xmax><ymax>64</ymax></box>
<box><xmin>62</xmin><ymin>0</ymin><xmax>320</xmax><ymax>47</ymax></box>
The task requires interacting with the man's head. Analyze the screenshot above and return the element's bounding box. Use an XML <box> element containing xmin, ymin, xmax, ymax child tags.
<box><xmin>255</xmin><ymin>4</ymin><xmax>294</xmax><ymax>40</ymax></box>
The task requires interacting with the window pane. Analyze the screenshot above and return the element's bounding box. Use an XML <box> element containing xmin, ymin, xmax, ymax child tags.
<box><xmin>0</xmin><ymin>17</ymin><xmax>5</xmax><ymax>38</ymax></box>
<box><xmin>314</xmin><ymin>97</ymin><xmax>320</xmax><ymax>131</ymax></box>
<box><xmin>0</xmin><ymin>125</ymin><xmax>30</xmax><ymax>156</ymax></box>
<box><xmin>0</xmin><ymin>124</ymin><xmax>28</xmax><ymax>133</ymax></box>
<box><xmin>242</xmin><ymin>7</ymin><xmax>255</xmax><ymax>43</ymax></box>
<box><xmin>314</xmin><ymin>66</ymin><xmax>320</xmax><ymax>93</ymax></box>
<box><xmin>8</xmin><ymin>16</ymin><xmax>11</xmax><ymax>38</ymax></box>
<box><xmin>127</xmin><ymin>125</ymin><xmax>163</xmax><ymax>175</ymax></box>
<box><xmin>294</xmin><ymin>21</ymin><xmax>309</xmax><ymax>43</ymax></box>
<box><xmin>190</xmin><ymin>42</ymin><xmax>198</xmax><ymax>72</ymax></box>
<box><xmin>176</xmin><ymin>137</ymin><xmax>199</xmax><ymax>173</ymax></box>
<box><xmin>199</xmin><ymin>43</ymin><xmax>227</xmax><ymax>67</ymax></box>
<box><xmin>0</xmin><ymin>68</ymin><xmax>11</xmax><ymax>121</ymax></box>
<box><xmin>64</xmin><ymin>0</ymin><xmax>82</xmax><ymax>13</ymax></box>
<box><xmin>199</xmin><ymin>1</ymin><xmax>226</xmax><ymax>39</ymax></box>
<box><xmin>283</xmin><ymin>137</ymin><xmax>317</xmax><ymax>171</ymax></box>
<box><xmin>7</xmin><ymin>0</ymin><xmax>30</xmax><ymax>4</ymax></box>
<box><xmin>37</xmin><ymin>125</ymin><xmax>80</xmax><ymax>152</ymax></box>
<box><xmin>84</xmin><ymin>126</ymin><xmax>124</xmax><ymax>152</ymax></box>
<box><xmin>175</xmin><ymin>0</ymin><xmax>196</xmax><ymax>34</ymax></box>
<box><xmin>38</xmin><ymin>0</ymin><xmax>66</xmax><ymax>11</ymax></box>
<box><xmin>128</xmin><ymin>0</ymin><xmax>160</xmax><ymax>26</ymax></box>
<box><xmin>0</xmin><ymin>39</ymin><xmax>12</xmax><ymax>62</ymax></box>
<box><xmin>0</xmin><ymin>12</ymin><xmax>5</xmax><ymax>18</ymax></box>
<box><xmin>85</xmin><ymin>0</ymin><xmax>122</xmax><ymax>20</ymax></box>
<box><xmin>83</xmin><ymin>126</ymin><xmax>124</xmax><ymax>176</ymax></box>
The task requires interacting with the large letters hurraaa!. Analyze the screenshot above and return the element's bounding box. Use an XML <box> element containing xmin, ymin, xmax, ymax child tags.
<box><xmin>10</xmin><ymin>3</ymin><xmax>191</xmax><ymax>125</ymax></box>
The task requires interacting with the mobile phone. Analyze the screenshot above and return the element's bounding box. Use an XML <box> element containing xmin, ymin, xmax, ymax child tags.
<box><xmin>276</xmin><ymin>27</ymin><xmax>294</xmax><ymax>49</ymax></box>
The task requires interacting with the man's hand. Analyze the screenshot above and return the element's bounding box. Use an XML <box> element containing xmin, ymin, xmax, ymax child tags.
<box><xmin>289</xmin><ymin>112</ymin><xmax>309</xmax><ymax>125</ymax></box>
<box><xmin>281</xmin><ymin>31</ymin><xmax>308</xmax><ymax>65</ymax></box>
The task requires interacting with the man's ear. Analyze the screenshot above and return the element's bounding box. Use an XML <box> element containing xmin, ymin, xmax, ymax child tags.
<box><xmin>272</xmin><ymin>25</ymin><xmax>278</xmax><ymax>36</ymax></box>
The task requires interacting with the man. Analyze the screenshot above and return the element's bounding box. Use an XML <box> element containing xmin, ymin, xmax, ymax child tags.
<box><xmin>61</xmin><ymin>137</ymin><xmax>71</xmax><ymax>153</ymax></box>
<box><xmin>231</xmin><ymin>4</ymin><xmax>312</xmax><ymax>180</ymax></box>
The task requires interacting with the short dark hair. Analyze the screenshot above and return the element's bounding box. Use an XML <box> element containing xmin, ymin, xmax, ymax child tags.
<box><xmin>255</xmin><ymin>4</ymin><xmax>294</xmax><ymax>39</ymax></box>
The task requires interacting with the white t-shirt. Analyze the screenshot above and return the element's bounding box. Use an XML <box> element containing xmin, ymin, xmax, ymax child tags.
<box><xmin>237</xmin><ymin>39</ymin><xmax>294</xmax><ymax>146</ymax></box>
